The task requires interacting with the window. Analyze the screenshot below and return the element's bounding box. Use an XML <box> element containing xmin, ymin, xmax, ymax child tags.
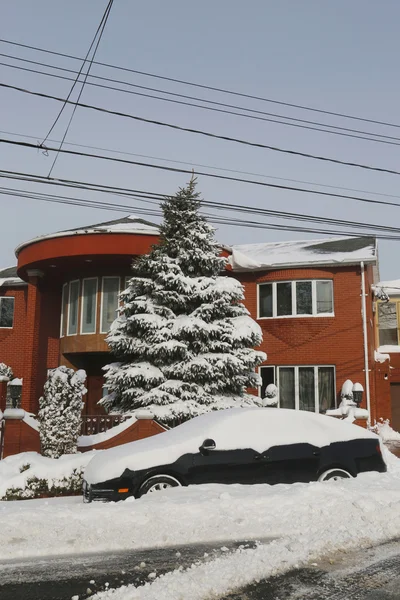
<box><xmin>101</xmin><ymin>277</ymin><xmax>120</xmax><ymax>333</ymax></box>
<box><xmin>67</xmin><ymin>280</ymin><xmax>80</xmax><ymax>336</ymax></box>
<box><xmin>81</xmin><ymin>278</ymin><xmax>98</xmax><ymax>334</ymax></box>
<box><xmin>60</xmin><ymin>283</ymin><xmax>68</xmax><ymax>337</ymax></box>
<box><xmin>378</xmin><ymin>302</ymin><xmax>399</xmax><ymax>346</ymax></box>
<box><xmin>258</xmin><ymin>280</ymin><xmax>334</xmax><ymax>318</ymax></box>
<box><xmin>259</xmin><ymin>366</ymin><xmax>275</xmax><ymax>399</ymax></box>
<box><xmin>0</xmin><ymin>297</ymin><xmax>14</xmax><ymax>328</ymax></box>
<box><xmin>260</xmin><ymin>365</ymin><xmax>336</xmax><ymax>413</ymax></box>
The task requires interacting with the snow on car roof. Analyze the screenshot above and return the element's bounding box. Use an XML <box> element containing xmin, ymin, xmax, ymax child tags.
<box><xmin>84</xmin><ymin>408</ymin><xmax>378</xmax><ymax>485</ymax></box>
<box><xmin>228</xmin><ymin>236</ymin><xmax>377</xmax><ymax>271</ymax></box>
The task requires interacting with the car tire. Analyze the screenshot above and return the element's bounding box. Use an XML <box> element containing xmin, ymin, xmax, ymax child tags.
<box><xmin>318</xmin><ymin>468</ymin><xmax>353</xmax><ymax>482</ymax></box>
<box><xmin>138</xmin><ymin>474</ymin><xmax>181</xmax><ymax>497</ymax></box>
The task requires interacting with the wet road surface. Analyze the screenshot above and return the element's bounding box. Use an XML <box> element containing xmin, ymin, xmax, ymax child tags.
<box><xmin>0</xmin><ymin>538</ymin><xmax>261</xmax><ymax>600</ymax></box>
<box><xmin>223</xmin><ymin>539</ymin><xmax>400</xmax><ymax>600</ymax></box>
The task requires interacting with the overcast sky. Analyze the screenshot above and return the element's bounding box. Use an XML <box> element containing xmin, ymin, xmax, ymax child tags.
<box><xmin>1</xmin><ymin>1</ymin><xmax>400</xmax><ymax>280</ymax></box>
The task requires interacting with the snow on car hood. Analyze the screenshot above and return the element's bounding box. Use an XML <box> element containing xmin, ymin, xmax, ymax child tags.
<box><xmin>84</xmin><ymin>408</ymin><xmax>379</xmax><ymax>485</ymax></box>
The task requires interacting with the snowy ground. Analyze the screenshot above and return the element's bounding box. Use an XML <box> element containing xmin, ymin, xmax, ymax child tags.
<box><xmin>0</xmin><ymin>449</ymin><xmax>400</xmax><ymax>599</ymax></box>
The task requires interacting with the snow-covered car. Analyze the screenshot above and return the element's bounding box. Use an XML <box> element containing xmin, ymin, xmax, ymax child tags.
<box><xmin>82</xmin><ymin>408</ymin><xmax>386</xmax><ymax>502</ymax></box>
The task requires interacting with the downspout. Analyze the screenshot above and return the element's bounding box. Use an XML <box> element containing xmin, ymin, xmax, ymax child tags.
<box><xmin>360</xmin><ymin>261</ymin><xmax>371</xmax><ymax>422</ymax></box>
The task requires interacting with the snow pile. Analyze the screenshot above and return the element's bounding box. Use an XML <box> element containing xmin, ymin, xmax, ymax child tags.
<box><xmin>0</xmin><ymin>451</ymin><xmax>96</xmax><ymax>499</ymax></box>
<box><xmin>371</xmin><ymin>418</ymin><xmax>400</xmax><ymax>442</ymax></box>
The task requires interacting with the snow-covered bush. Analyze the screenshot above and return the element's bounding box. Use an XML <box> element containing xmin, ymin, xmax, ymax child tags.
<box><xmin>0</xmin><ymin>362</ymin><xmax>13</xmax><ymax>380</ymax></box>
<box><xmin>2</xmin><ymin>468</ymin><xmax>84</xmax><ymax>501</ymax></box>
<box><xmin>38</xmin><ymin>367</ymin><xmax>87</xmax><ymax>458</ymax></box>
<box><xmin>102</xmin><ymin>179</ymin><xmax>266</xmax><ymax>424</ymax></box>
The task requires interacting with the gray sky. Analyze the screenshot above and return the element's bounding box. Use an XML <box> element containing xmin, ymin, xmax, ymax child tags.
<box><xmin>1</xmin><ymin>0</ymin><xmax>400</xmax><ymax>280</ymax></box>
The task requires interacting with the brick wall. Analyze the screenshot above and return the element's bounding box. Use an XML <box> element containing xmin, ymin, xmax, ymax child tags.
<box><xmin>236</xmin><ymin>265</ymin><xmax>375</xmax><ymax>414</ymax></box>
<box><xmin>0</xmin><ymin>286</ymin><xmax>28</xmax><ymax>380</ymax></box>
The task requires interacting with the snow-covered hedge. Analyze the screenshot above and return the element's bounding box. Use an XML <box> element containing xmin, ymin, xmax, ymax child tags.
<box><xmin>0</xmin><ymin>451</ymin><xmax>95</xmax><ymax>501</ymax></box>
<box><xmin>38</xmin><ymin>366</ymin><xmax>87</xmax><ymax>458</ymax></box>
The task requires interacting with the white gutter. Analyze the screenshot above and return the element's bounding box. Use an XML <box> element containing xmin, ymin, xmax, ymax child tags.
<box><xmin>360</xmin><ymin>261</ymin><xmax>371</xmax><ymax>422</ymax></box>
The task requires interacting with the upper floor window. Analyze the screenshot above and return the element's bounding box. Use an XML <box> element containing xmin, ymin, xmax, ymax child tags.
<box><xmin>0</xmin><ymin>297</ymin><xmax>14</xmax><ymax>328</ymax></box>
<box><xmin>101</xmin><ymin>277</ymin><xmax>120</xmax><ymax>333</ymax></box>
<box><xmin>378</xmin><ymin>302</ymin><xmax>399</xmax><ymax>346</ymax></box>
<box><xmin>258</xmin><ymin>280</ymin><xmax>334</xmax><ymax>319</ymax></box>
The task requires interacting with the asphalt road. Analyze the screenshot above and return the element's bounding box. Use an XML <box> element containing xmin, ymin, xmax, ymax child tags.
<box><xmin>223</xmin><ymin>538</ymin><xmax>400</xmax><ymax>600</ymax></box>
<box><xmin>1</xmin><ymin>538</ymin><xmax>399</xmax><ymax>599</ymax></box>
<box><xmin>0</xmin><ymin>538</ymin><xmax>262</xmax><ymax>600</ymax></box>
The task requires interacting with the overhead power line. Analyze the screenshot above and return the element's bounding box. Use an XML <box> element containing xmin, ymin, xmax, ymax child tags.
<box><xmin>2</xmin><ymin>168</ymin><xmax>400</xmax><ymax>240</ymax></box>
<box><xmin>43</xmin><ymin>0</ymin><xmax>114</xmax><ymax>176</ymax></box>
<box><xmin>2</xmin><ymin>83</ymin><xmax>400</xmax><ymax>176</ymax></box>
<box><xmin>1</xmin><ymin>55</ymin><xmax>399</xmax><ymax>146</ymax></box>
<box><xmin>3</xmin><ymin>183</ymin><xmax>400</xmax><ymax>241</ymax></box>
<box><xmin>4</xmin><ymin>128</ymin><xmax>400</xmax><ymax>202</ymax></box>
<box><xmin>4</xmin><ymin>138</ymin><xmax>400</xmax><ymax>215</ymax></box>
<box><xmin>1</xmin><ymin>37</ymin><xmax>400</xmax><ymax>131</ymax></box>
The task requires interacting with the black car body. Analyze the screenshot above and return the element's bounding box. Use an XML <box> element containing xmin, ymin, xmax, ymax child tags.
<box><xmin>83</xmin><ymin>408</ymin><xmax>386</xmax><ymax>502</ymax></box>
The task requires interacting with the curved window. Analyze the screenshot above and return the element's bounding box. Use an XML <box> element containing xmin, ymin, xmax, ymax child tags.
<box><xmin>81</xmin><ymin>278</ymin><xmax>98</xmax><ymax>334</ymax></box>
<box><xmin>60</xmin><ymin>276</ymin><xmax>125</xmax><ymax>337</ymax></box>
<box><xmin>258</xmin><ymin>280</ymin><xmax>334</xmax><ymax>319</ymax></box>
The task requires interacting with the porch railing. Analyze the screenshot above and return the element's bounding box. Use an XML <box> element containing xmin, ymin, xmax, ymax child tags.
<box><xmin>80</xmin><ymin>414</ymin><xmax>132</xmax><ymax>436</ymax></box>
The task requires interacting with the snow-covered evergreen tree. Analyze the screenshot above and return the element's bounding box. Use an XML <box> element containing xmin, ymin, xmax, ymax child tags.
<box><xmin>101</xmin><ymin>178</ymin><xmax>266</xmax><ymax>424</ymax></box>
<box><xmin>38</xmin><ymin>367</ymin><xmax>86</xmax><ymax>458</ymax></box>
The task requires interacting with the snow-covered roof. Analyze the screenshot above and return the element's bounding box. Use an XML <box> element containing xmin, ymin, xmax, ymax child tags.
<box><xmin>0</xmin><ymin>265</ymin><xmax>26</xmax><ymax>287</ymax></box>
<box><xmin>228</xmin><ymin>236</ymin><xmax>377</xmax><ymax>271</ymax></box>
<box><xmin>15</xmin><ymin>215</ymin><xmax>159</xmax><ymax>256</ymax></box>
<box><xmin>375</xmin><ymin>279</ymin><xmax>400</xmax><ymax>296</ymax></box>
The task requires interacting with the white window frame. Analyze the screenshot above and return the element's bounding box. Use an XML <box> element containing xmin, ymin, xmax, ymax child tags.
<box><xmin>80</xmin><ymin>277</ymin><xmax>98</xmax><ymax>335</ymax></box>
<box><xmin>0</xmin><ymin>296</ymin><xmax>15</xmax><ymax>329</ymax></box>
<box><xmin>257</xmin><ymin>280</ymin><xmax>334</xmax><ymax>319</ymax></box>
<box><xmin>100</xmin><ymin>276</ymin><xmax>120</xmax><ymax>334</ymax></box>
<box><xmin>273</xmin><ymin>365</ymin><xmax>336</xmax><ymax>413</ymax></box>
<box><xmin>67</xmin><ymin>280</ymin><xmax>80</xmax><ymax>337</ymax></box>
<box><xmin>60</xmin><ymin>283</ymin><xmax>68</xmax><ymax>337</ymax></box>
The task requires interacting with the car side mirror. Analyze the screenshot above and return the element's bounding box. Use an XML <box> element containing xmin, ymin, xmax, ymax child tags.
<box><xmin>199</xmin><ymin>438</ymin><xmax>216</xmax><ymax>454</ymax></box>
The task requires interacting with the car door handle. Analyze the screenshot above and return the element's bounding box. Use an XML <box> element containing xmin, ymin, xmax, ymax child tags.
<box><xmin>313</xmin><ymin>450</ymin><xmax>321</xmax><ymax>456</ymax></box>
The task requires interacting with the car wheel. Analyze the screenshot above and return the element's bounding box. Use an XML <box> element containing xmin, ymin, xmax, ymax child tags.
<box><xmin>138</xmin><ymin>475</ymin><xmax>181</xmax><ymax>497</ymax></box>
<box><xmin>318</xmin><ymin>468</ymin><xmax>353</xmax><ymax>482</ymax></box>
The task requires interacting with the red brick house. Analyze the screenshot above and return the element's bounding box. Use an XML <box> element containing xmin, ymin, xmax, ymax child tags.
<box><xmin>0</xmin><ymin>217</ymin><xmax>395</xmax><ymax>456</ymax></box>
<box><xmin>374</xmin><ymin>279</ymin><xmax>400</xmax><ymax>432</ymax></box>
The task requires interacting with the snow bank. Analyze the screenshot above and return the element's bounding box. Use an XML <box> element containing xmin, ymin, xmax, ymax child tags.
<box><xmin>0</xmin><ymin>451</ymin><xmax>96</xmax><ymax>498</ymax></box>
<box><xmin>372</xmin><ymin>419</ymin><xmax>400</xmax><ymax>442</ymax></box>
<box><xmin>1</xmin><ymin>450</ymin><xmax>399</xmax><ymax>563</ymax></box>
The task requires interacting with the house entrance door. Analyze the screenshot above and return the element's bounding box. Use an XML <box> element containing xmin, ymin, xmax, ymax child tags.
<box><xmin>390</xmin><ymin>383</ymin><xmax>400</xmax><ymax>433</ymax></box>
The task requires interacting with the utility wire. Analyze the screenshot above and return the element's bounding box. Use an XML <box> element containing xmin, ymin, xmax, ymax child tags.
<box><xmin>1</xmin><ymin>37</ymin><xmax>400</xmax><ymax>131</ymax></box>
<box><xmin>2</xmin><ymin>84</ymin><xmax>400</xmax><ymax>176</ymax></box>
<box><xmin>2</xmin><ymin>184</ymin><xmax>400</xmax><ymax>240</ymax></box>
<box><xmin>2</xmin><ymin>169</ymin><xmax>400</xmax><ymax>237</ymax></box>
<box><xmin>5</xmin><ymin>138</ymin><xmax>400</xmax><ymax>215</ymax></box>
<box><xmin>44</xmin><ymin>0</ymin><xmax>114</xmax><ymax>176</ymax></box>
<box><xmin>1</xmin><ymin>55</ymin><xmax>400</xmax><ymax>145</ymax></box>
<box><xmin>4</xmin><ymin>128</ymin><xmax>400</xmax><ymax>202</ymax></box>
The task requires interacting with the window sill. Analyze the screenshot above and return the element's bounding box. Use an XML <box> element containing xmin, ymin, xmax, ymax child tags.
<box><xmin>257</xmin><ymin>314</ymin><xmax>335</xmax><ymax>320</ymax></box>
